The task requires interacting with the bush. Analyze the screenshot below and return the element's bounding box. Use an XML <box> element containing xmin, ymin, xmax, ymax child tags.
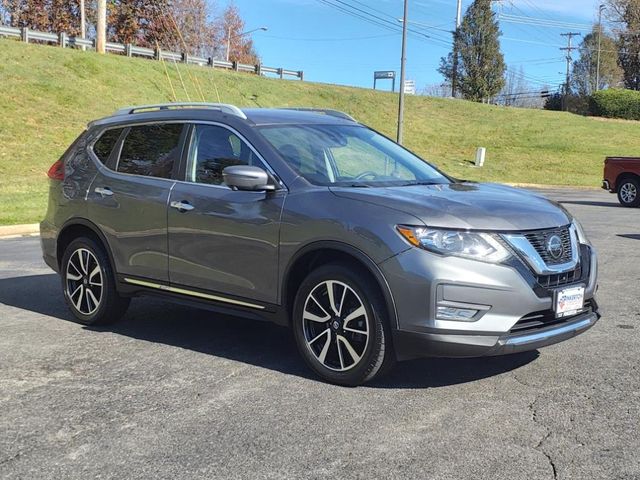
<box><xmin>544</xmin><ymin>93</ymin><xmax>590</xmax><ymax>115</ymax></box>
<box><xmin>544</xmin><ymin>92</ymin><xmax>563</xmax><ymax>111</ymax></box>
<box><xmin>590</xmin><ymin>89</ymin><xmax>640</xmax><ymax>120</ymax></box>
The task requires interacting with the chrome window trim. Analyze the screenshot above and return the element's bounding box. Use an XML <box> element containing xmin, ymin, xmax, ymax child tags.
<box><xmin>88</xmin><ymin>122</ymin><xmax>183</xmax><ymax>184</ymax></box>
<box><xmin>87</xmin><ymin>119</ymin><xmax>287</xmax><ymax>191</ymax></box>
<box><xmin>123</xmin><ymin>277</ymin><xmax>265</xmax><ymax>310</ymax></box>
<box><xmin>502</xmin><ymin>224</ymin><xmax>579</xmax><ymax>275</ymax></box>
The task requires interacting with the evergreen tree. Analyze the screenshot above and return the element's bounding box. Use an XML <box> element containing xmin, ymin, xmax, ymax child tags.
<box><xmin>606</xmin><ymin>0</ymin><xmax>640</xmax><ymax>90</ymax></box>
<box><xmin>439</xmin><ymin>0</ymin><xmax>505</xmax><ymax>102</ymax></box>
<box><xmin>619</xmin><ymin>0</ymin><xmax>640</xmax><ymax>90</ymax></box>
<box><xmin>572</xmin><ymin>26</ymin><xmax>623</xmax><ymax>95</ymax></box>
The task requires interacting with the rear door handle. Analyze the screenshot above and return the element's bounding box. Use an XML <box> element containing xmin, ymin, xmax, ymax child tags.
<box><xmin>170</xmin><ymin>200</ymin><xmax>195</xmax><ymax>212</ymax></box>
<box><xmin>94</xmin><ymin>187</ymin><xmax>113</xmax><ymax>197</ymax></box>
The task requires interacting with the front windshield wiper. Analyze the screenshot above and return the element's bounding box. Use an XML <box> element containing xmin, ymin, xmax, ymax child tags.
<box><xmin>400</xmin><ymin>181</ymin><xmax>442</xmax><ymax>187</ymax></box>
<box><xmin>344</xmin><ymin>182</ymin><xmax>372</xmax><ymax>188</ymax></box>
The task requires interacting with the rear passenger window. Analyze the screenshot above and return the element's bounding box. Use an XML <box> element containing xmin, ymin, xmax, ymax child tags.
<box><xmin>117</xmin><ymin>124</ymin><xmax>183</xmax><ymax>179</ymax></box>
<box><xmin>187</xmin><ymin>124</ymin><xmax>257</xmax><ymax>185</ymax></box>
<box><xmin>93</xmin><ymin>128</ymin><xmax>123</xmax><ymax>164</ymax></box>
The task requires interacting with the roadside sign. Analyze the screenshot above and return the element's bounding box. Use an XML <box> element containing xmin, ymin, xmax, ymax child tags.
<box><xmin>373</xmin><ymin>70</ymin><xmax>396</xmax><ymax>92</ymax></box>
<box><xmin>374</xmin><ymin>70</ymin><xmax>396</xmax><ymax>80</ymax></box>
<box><xmin>404</xmin><ymin>79</ymin><xmax>416</xmax><ymax>95</ymax></box>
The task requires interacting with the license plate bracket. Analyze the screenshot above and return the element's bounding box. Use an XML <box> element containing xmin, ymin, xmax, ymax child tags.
<box><xmin>554</xmin><ymin>285</ymin><xmax>585</xmax><ymax>318</ymax></box>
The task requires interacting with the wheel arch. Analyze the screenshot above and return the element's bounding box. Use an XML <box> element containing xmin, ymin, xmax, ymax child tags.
<box><xmin>281</xmin><ymin>241</ymin><xmax>399</xmax><ymax>330</ymax></box>
<box><xmin>615</xmin><ymin>172</ymin><xmax>640</xmax><ymax>191</ymax></box>
<box><xmin>56</xmin><ymin>218</ymin><xmax>117</xmax><ymax>276</ymax></box>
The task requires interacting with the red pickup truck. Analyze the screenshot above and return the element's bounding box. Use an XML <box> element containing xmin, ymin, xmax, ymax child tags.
<box><xmin>603</xmin><ymin>157</ymin><xmax>640</xmax><ymax>207</ymax></box>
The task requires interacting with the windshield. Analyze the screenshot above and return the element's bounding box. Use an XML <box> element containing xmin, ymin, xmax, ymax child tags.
<box><xmin>259</xmin><ymin>124</ymin><xmax>450</xmax><ymax>187</ymax></box>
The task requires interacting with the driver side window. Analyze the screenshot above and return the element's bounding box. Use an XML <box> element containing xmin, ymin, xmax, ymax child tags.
<box><xmin>187</xmin><ymin>124</ymin><xmax>255</xmax><ymax>185</ymax></box>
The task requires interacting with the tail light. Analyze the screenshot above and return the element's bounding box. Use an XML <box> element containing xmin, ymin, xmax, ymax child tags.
<box><xmin>47</xmin><ymin>159</ymin><xmax>65</xmax><ymax>181</ymax></box>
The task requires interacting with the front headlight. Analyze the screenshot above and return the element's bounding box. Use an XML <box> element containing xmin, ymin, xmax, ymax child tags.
<box><xmin>573</xmin><ymin>220</ymin><xmax>591</xmax><ymax>245</ymax></box>
<box><xmin>396</xmin><ymin>225</ymin><xmax>511</xmax><ymax>263</ymax></box>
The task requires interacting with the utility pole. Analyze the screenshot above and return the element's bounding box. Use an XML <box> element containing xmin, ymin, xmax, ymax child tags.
<box><xmin>451</xmin><ymin>0</ymin><xmax>462</xmax><ymax>98</ymax></box>
<box><xmin>596</xmin><ymin>4</ymin><xmax>606</xmax><ymax>91</ymax></box>
<box><xmin>397</xmin><ymin>0</ymin><xmax>408</xmax><ymax>144</ymax></box>
<box><xmin>79</xmin><ymin>0</ymin><xmax>86</xmax><ymax>51</ymax></box>
<box><xmin>96</xmin><ymin>0</ymin><xmax>106</xmax><ymax>54</ymax></box>
<box><xmin>560</xmin><ymin>32</ymin><xmax>580</xmax><ymax>111</ymax></box>
<box><xmin>226</xmin><ymin>26</ymin><xmax>231</xmax><ymax>62</ymax></box>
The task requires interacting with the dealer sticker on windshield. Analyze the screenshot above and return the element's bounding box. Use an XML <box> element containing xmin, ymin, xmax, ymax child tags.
<box><xmin>555</xmin><ymin>286</ymin><xmax>585</xmax><ymax>317</ymax></box>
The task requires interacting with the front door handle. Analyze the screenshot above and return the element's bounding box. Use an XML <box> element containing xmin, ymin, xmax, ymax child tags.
<box><xmin>95</xmin><ymin>187</ymin><xmax>113</xmax><ymax>197</ymax></box>
<box><xmin>170</xmin><ymin>200</ymin><xmax>195</xmax><ymax>212</ymax></box>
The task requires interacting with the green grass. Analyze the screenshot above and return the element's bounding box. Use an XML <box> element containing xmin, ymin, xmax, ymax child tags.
<box><xmin>1</xmin><ymin>38</ymin><xmax>639</xmax><ymax>225</ymax></box>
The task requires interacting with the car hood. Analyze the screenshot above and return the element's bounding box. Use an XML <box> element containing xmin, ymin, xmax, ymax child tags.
<box><xmin>329</xmin><ymin>182</ymin><xmax>571</xmax><ymax>231</ymax></box>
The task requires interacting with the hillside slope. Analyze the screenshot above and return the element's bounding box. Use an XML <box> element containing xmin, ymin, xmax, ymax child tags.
<box><xmin>1</xmin><ymin>39</ymin><xmax>639</xmax><ymax>225</ymax></box>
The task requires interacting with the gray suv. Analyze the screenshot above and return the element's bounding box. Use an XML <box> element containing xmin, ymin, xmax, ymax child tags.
<box><xmin>41</xmin><ymin>103</ymin><xmax>600</xmax><ymax>386</ymax></box>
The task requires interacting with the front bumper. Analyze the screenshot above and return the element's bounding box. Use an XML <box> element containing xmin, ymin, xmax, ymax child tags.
<box><xmin>393</xmin><ymin>310</ymin><xmax>600</xmax><ymax>359</ymax></box>
<box><xmin>379</xmin><ymin>242</ymin><xmax>599</xmax><ymax>360</ymax></box>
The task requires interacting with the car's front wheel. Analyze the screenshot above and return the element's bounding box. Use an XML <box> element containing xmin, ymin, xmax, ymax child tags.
<box><xmin>292</xmin><ymin>263</ymin><xmax>394</xmax><ymax>386</ymax></box>
<box><xmin>617</xmin><ymin>177</ymin><xmax>640</xmax><ymax>207</ymax></box>
<box><xmin>61</xmin><ymin>236</ymin><xmax>130</xmax><ymax>325</ymax></box>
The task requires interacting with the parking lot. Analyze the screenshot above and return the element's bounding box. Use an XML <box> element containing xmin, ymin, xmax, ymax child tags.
<box><xmin>0</xmin><ymin>187</ymin><xmax>638</xmax><ymax>480</ymax></box>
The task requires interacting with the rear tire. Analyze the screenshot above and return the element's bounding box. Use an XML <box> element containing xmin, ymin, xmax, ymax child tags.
<box><xmin>61</xmin><ymin>236</ymin><xmax>130</xmax><ymax>325</ymax></box>
<box><xmin>617</xmin><ymin>177</ymin><xmax>640</xmax><ymax>207</ymax></box>
<box><xmin>292</xmin><ymin>263</ymin><xmax>395</xmax><ymax>386</ymax></box>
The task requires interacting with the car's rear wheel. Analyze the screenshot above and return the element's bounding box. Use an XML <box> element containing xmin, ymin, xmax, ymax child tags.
<box><xmin>61</xmin><ymin>237</ymin><xmax>130</xmax><ymax>325</ymax></box>
<box><xmin>292</xmin><ymin>263</ymin><xmax>394</xmax><ymax>386</ymax></box>
<box><xmin>617</xmin><ymin>177</ymin><xmax>640</xmax><ymax>207</ymax></box>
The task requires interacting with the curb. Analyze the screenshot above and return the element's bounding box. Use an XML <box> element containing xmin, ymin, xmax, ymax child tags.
<box><xmin>0</xmin><ymin>223</ymin><xmax>40</xmax><ymax>239</ymax></box>
<box><xmin>506</xmin><ymin>183</ymin><xmax>600</xmax><ymax>191</ymax></box>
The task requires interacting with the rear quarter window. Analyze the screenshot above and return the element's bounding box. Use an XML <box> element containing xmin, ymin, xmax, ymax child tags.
<box><xmin>92</xmin><ymin>128</ymin><xmax>124</xmax><ymax>164</ymax></box>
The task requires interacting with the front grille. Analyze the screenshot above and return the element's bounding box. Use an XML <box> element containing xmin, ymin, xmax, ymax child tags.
<box><xmin>524</xmin><ymin>226</ymin><xmax>573</xmax><ymax>265</ymax></box>
<box><xmin>510</xmin><ymin>300</ymin><xmax>594</xmax><ymax>334</ymax></box>
<box><xmin>536</xmin><ymin>264</ymin><xmax>582</xmax><ymax>288</ymax></box>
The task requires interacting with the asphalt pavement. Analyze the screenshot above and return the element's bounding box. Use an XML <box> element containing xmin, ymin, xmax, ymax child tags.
<box><xmin>0</xmin><ymin>187</ymin><xmax>639</xmax><ymax>480</ymax></box>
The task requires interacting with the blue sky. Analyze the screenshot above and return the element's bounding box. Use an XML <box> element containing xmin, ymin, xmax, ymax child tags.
<box><xmin>222</xmin><ymin>0</ymin><xmax>602</xmax><ymax>93</ymax></box>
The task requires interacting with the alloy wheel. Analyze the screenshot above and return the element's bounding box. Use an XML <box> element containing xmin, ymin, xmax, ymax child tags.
<box><xmin>302</xmin><ymin>280</ymin><xmax>370</xmax><ymax>372</ymax></box>
<box><xmin>620</xmin><ymin>182</ymin><xmax>637</xmax><ymax>204</ymax></box>
<box><xmin>65</xmin><ymin>248</ymin><xmax>103</xmax><ymax>315</ymax></box>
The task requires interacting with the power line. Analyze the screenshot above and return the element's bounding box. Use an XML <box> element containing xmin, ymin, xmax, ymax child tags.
<box><xmin>499</xmin><ymin>13</ymin><xmax>593</xmax><ymax>31</ymax></box>
<box><xmin>262</xmin><ymin>33</ymin><xmax>398</xmax><ymax>42</ymax></box>
<box><xmin>499</xmin><ymin>2</ymin><xmax>562</xmax><ymax>45</ymax></box>
<box><xmin>315</xmin><ymin>0</ymin><xmax>451</xmax><ymax>48</ymax></box>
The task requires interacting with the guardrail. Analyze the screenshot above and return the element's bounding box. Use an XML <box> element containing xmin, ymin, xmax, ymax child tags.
<box><xmin>0</xmin><ymin>24</ymin><xmax>304</xmax><ymax>80</ymax></box>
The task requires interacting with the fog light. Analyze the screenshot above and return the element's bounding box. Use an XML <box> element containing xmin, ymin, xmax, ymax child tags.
<box><xmin>436</xmin><ymin>306</ymin><xmax>479</xmax><ymax>322</ymax></box>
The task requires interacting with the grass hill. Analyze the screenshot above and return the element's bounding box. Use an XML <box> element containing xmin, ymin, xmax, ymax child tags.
<box><xmin>1</xmin><ymin>38</ymin><xmax>639</xmax><ymax>225</ymax></box>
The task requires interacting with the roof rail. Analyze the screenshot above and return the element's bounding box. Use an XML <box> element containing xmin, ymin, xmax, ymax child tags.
<box><xmin>280</xmin><ymin>108</ymin><xmax>357</xmax><ymax>122</ymax></box>
<box><xmin>113</xmin><ymin>102</ymin><xmax>247</xmax><ymax>120</ymax></box>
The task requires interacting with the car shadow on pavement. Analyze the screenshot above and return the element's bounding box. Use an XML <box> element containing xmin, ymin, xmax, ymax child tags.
<box><xmin>559</xmin><ymin>200</ymin><xmax>621</xmax><ymax>208</ymax></box>
<box><xmin>617</xmin><ymin>234</ymin><xmax>640</xmax><ymax>241</ymax></box>
<box><xmin>0</xmin><ymin>273</ymin><xmax>537</xmax><ymax>389</ymax></box>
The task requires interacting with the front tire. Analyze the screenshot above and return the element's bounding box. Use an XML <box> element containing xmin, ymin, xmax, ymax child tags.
<box><xmin>617</xmin><ymin>177</ymin><xmax>640</xmax><ymax>207</ymax></box>
<box><xmin>292</xmin><ymin>263</ymin><xmax>394</xmax><ymax>386</ymax></box>
<box><xmin>61</xmin><ymin>236</ymin><xmax>130</xmax><ymax>325</ymax></box>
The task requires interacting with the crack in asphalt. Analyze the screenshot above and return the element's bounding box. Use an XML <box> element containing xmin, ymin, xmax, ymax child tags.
<box><xmin>0</xmin><ymin>451</ymin><xmax>22</xmax><ymax>467</ymax></box>
<box><xmin>529</xmin><ymin>398</ymin><xmax>559</xmax><ymax>480</ymax></box>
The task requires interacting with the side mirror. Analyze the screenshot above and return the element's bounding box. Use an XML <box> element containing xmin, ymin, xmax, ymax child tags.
<box><xmin>222</xmin><ymin>165</ymin><xmax>275</xmax><ymax>192</ymax></box>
